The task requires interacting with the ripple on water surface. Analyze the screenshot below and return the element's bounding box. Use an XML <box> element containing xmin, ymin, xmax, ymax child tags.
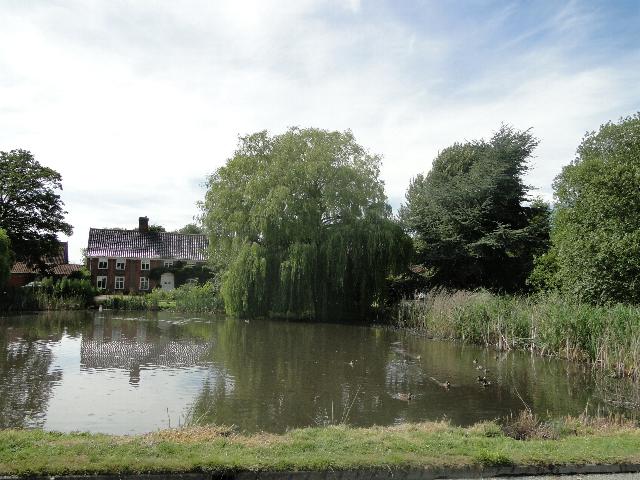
<box><xmin>0</xmin><ymin>310</ymin><xmax>635</xmax><ymax>434</ymax></box>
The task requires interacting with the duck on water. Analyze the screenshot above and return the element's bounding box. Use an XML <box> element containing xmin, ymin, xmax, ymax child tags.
<box><xmin>429</xmin><ymin>377</ymin><xmax>451</xmax><ymax>390</ymax></box>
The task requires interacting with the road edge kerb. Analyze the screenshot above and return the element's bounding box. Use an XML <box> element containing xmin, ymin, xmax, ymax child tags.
<box><xmin>3</xmin><ymin>464</ymin><xmax>640</xmax><ymax>480</ymax></box>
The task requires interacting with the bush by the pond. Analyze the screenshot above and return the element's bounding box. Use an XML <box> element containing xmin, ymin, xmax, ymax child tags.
<box><xmin>39</xmin><ymin>277</ymin><xmax>95</xmax><ymax>304</ymax></box>
<box><xmin>395</xmin><ymin>290</ymin><xmax>640</xmax><ymax>379</ymax></box>
<box><xmin>101</xmin><ymin>294</ymin><xmax>150</xmax><ymax>311</ymax></box>
<box><xmin>0</xmin><ymin>277</ymin><xmax>95</xmax><ymax>312</ymax></box>
<box><xmin>101</xmin><ymin>281</ymin><xmax>222</xmax><ymax>313</ymax></box>
<box><xmin>172</xmin><ymin>281</ymin><xmax>222</xmax><ymax>312</ymax></box>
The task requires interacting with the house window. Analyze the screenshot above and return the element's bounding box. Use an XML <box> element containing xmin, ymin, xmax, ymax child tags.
<box><xmin>98</xmin><ymin>258</ymin><xmax>108</xmax><ymax>269</ymax></box>
<box><xmin>141</xmin><ymin>259</ymin><xmax>150</xmax><ymax>270</ymax></box>
<box><xmin>115</xmin><ymin>276</ymin><xmax>124</xmax><ymax>290</ymax></box>
<box><xmin>96</xmin><ymin>276</ymin><xmax>107</xmax><ymax>290</ymax></box>
<box><xmin>163</xmin><ymin>260</ymin><xmax>174</xmax><ymax>268</ymax></box>
<box><xmin>116</xmin><ymin>258</ymin><xmax>126</xmax><ymax>270</ymax></box>
<box><xmin>140</xmin><ymin>277</ymin><xmax>149</xmax><ymax>291</ymax></box>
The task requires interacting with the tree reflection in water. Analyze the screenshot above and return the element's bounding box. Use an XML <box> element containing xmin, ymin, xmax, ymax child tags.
<box><xmin>185</xmin><ymin>318</ymin><xmax>623</xmax><ymax>433</ymax></box>
<box><xmin>0</xmin><ymin>312</ymin><xmax>636</xmax><ymax>433</ymax></box>
<box><xmin>0</xmin><ymin>314</ymin><xmax>74</xmax><ymax>428</ymax></box>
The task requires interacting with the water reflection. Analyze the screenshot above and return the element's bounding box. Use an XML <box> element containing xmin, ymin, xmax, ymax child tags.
<box><xmin>80</xmin><ymin>316</ymin><xmax>214</xmax><ymax>386</ymax></box>
<box><xmin>0</xmin><ymin>311</ymin><xmax>637</xmax><ymax>434</ymax></box>
<box><xmin>0</xmin><ymin>314</ymin><xmax>72</xmax><ymax>428</ymax></box>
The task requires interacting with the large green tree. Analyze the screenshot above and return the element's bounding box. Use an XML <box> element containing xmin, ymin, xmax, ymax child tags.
<box><xmin>546</xmin><ymin>113</ymin><xmax>640</xmax><ymax>304</ymax></box>
<box><xmin>204</xmin><ymin>128</ymin><xmax>411</xmax><ymax>321</ymax></box>
<box><xmin>401</xmin><ymin>126</ymin><xmax>550</xmax><ymax>292</ymax></box>
<box><xmin>0</xmin><ymin>229</ymin><xmax>11</xmax><ymax>287</ymax></box>
<box><xmin>0</xmin><ymin>150</ymin><xmax>72</xmax><ymax>270</ymax></box>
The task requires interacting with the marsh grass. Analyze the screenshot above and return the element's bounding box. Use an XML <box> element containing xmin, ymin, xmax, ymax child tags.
<box><xmin>1</xmin><ymin>414</ymin><xmax>640</xmax><ymax>475</ymax></box>
<box><xmin>395</xmin><ymin>290</ymin><xmax>640</xmax><ymax>379</ymax></box>
<box><xmin>500</xmin><ymin>409</ymin><xmax>638</xmax><ymax>441</ymax></box>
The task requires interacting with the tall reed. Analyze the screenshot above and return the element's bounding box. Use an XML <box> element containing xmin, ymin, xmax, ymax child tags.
<box><xmin>395</xmin><ymin>290</ymin><xmax>640</xmax><ymax>379</ymax></box>
<box><xmin>0</xmin><ymin>286</ymin><xmax>92</xmax><ymax>311</ymax></box>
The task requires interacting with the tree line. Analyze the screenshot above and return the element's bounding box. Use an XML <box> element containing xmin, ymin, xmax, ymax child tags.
<box><xmin>204</xmin><ymin>114</ymin><xmax>640</xmax><ymax>319</ymax></box>
<box><xmin>2</xmin><ymin>113</ymin><xmax>639</xmax><ymax>318</ymax></box>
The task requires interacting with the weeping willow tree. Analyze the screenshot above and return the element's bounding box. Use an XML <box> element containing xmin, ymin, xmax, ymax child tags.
<box><xmin>204</xmin><ymin>128</ymin><xmax>411</xmax><ymax>321</ymax></box>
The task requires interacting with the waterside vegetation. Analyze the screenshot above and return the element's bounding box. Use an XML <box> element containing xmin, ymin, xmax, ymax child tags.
<box><xmin>99</xmin><ymin>281</ymin><xmax>222</xmax><ymax>313</ymax></box>
<box><xmin>1</xmin><ymin>413</ymin><xmax>639</xmax><ymax>475</ymax></box>
<box><xmin>395</xmin><ymin>291</ymin><xmax>640</xmax><ymax>379</ymax></box>
<box><xmin>204</xmin><ymin>128</ymin><xmax>411</xmax><ymax>322</ymax></box>
<box><xmin>0</xmin><ymin>277</ymin><xmax>95</xmax><ymax>312</ymax></box>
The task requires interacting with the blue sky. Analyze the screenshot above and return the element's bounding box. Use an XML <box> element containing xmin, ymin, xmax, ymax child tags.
<box><xmin>1</xmin><ymin>0</ymin><xmax>638</xmax><ymax>262</ymax></box>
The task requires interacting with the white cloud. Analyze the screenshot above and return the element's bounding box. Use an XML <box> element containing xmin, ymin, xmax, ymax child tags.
<box><xmin>0</xmin><ymin>1</ymin><xmax>638</xmax><ymax>261</ymax></box>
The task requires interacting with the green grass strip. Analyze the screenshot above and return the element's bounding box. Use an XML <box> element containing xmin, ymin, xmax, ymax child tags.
<box><xmin>2</xmin><ymin>420</ymin><xmax>640</xmax><ymax>475</ymax></box>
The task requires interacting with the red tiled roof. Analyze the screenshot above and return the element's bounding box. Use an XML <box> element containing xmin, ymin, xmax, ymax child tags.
<box><xmin>86</xmin><ymin>229</ymin><xmax>208</xmax><ymax>261</ymax></box>
<box><xmin>10</xmin><ymin>262</ymin><xmax>83</xmax><ymax>276</ymax></box>
<box><xmin>52</xmin><ymin>264</ymin><xmax>84</xmax><ymax>275</ymax></box>
<box><xmin>10</xmin><ymin>262</ymin><xmax>32</xmax><ymax>274</ymax></box>
<box><xmin>9</xmin><ymin>242</ymin><xmax>70</xmax><ymax>274</ymax></box>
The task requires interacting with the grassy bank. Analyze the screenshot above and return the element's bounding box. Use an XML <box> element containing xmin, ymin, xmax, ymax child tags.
<box><xmin>395</xmin><ymin>291</ymin><xmax>640</xmax><ymax>379</ymax></box>
<box><xmin>0</xmin><ymin>414</ymin><xmax>639</xmax><ymax>475</ymax></box>
<box><xmin>100</xmin><ymin>281</ymin><xmax>222</xmax><ymax>313</ymax></box>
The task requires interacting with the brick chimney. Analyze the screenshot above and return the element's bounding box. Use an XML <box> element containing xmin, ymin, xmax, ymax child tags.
<box><xmin>139</xmin><ymin>216</ymin><xmax>149</xmax><ymax>232</ymax></box>
<box><xmin>61</xmin><ymin>242</ymin><xmax>69</xmax><ymax>263</ymax></box>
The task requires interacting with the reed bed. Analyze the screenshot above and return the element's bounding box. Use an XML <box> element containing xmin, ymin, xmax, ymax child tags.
<box><xmin>395</xmin><ymin>290</ymin><xmax>640</xmax><ymax>379</ymax></box>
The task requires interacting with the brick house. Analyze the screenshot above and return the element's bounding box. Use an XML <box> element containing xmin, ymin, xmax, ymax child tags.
<box><xmin>86</xmin><ymin>217</ymin><xmax>208</xmax><ymax>293</ymax></box>
<box><xmin>8</xmin><ymin>242</ymin><xmax>83</xmax><ymax>287</ymax></box>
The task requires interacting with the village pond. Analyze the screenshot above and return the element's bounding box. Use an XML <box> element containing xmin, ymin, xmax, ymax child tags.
<box><xmin>0</xmin><ymin>311</ymin><xmax>637</xmax><ymax>434</ymax></box>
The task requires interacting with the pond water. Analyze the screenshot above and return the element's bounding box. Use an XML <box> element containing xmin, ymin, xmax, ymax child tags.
<box><xmin>0</xmin><ymin>311</ymin><xmax>636</xmax><ymax>434</ymax></box>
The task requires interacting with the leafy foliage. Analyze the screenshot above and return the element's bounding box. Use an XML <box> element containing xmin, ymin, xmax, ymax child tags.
<box><xmin>171</xmin><ymin>280</ymin><xmax>222</xmax><ymax>312</ymax></box>
<box><xmin>0</xmin><ymin>228</ymin><xmax>11</xmax><ymax>287</ymax></box>
<box><xmin>204</xmin><ymin>127</ymin><xmax>411</xmax><ymax>321</ymax></box>
<box><xmin>0</xmin><ymin>276</ymin><xmax>95</xmax><ymax>312</ymax></box>
<box><xmin>68</xmin><ymin>267</ymin><xmax>91</xmax><ymax>281</ymax></box>
<box><xmin>39</xmin><ymin>277</ymin><xmax>96</xmax><ymax>304</ymax></box>
<box><xmin>527</xmin><ymin>247</ymin><xmax>561</xmax><ymax>292</ymax></box>
<box><xmin>101</xmin><ymin>281</ymin><xmax>222</xmax><ymax>312</ymax></box>
<box><xmin>0</xmin><ymin>150</ymin><xmax>72</xmax><ymax>270</ymax></box>
<box><xmin>401</xmin><ymin>126</ymin><xmax>550</xmax><ymax>292</ymax></box>
<box><xmin>175</xmin><ymin>223</ymin><xmax>204</xmax><ymax>234</ymax></box>
<box><xmin>548</xmin><ymin>113</ymin><xmax>640</xmax><ymax>304</ymax></box>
